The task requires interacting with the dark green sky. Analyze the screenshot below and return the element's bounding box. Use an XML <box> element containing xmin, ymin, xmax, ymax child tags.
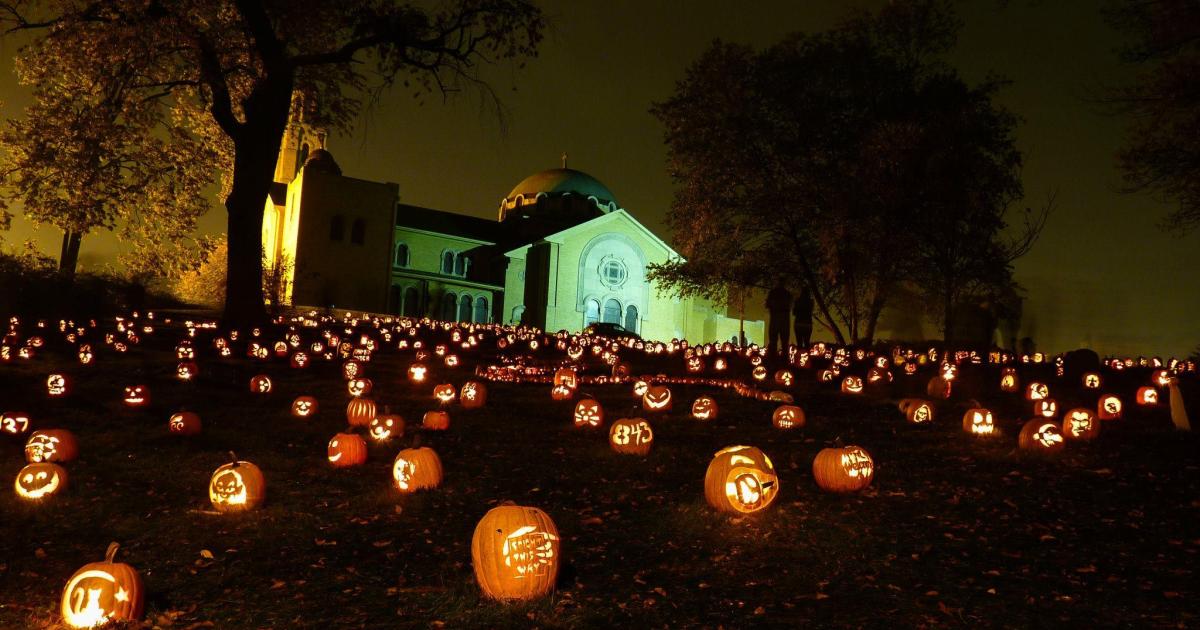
<box><xmin>3</xmin><ymin>1</ymin><xmax>1197</xmax><ymax>356</ymax></box>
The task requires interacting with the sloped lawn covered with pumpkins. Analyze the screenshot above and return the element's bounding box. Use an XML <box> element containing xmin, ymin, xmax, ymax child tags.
<box><xmin>1</xmin><ymin>313</ymin><xmax>1198</xmax><ymax>629</ymax></box>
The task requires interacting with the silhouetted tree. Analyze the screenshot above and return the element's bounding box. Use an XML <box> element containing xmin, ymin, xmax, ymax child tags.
<box><xmin>1</xmin><ymin>0</ymin><xmax>543</xmax><ymax>324</ymax></box>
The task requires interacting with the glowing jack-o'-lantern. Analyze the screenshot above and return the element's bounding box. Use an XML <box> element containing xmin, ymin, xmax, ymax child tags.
<box><xmin>168</xmin><ymin>411</ymin><xmax>201</xmax><ymax>436</ymax></box>
<box><xmin>999</xmin><ymin>368</ymin><xmax>1019</xmax><ymax>392</ymax></box>
<box><xmin>1033</xmin><ymin>399</ymin><xmax>1058</xmax><ymax>418</ymax></box>
<box><xmin>691</xmin><ymin>396</ymin><xmax>718</xmax><ymax>420</ymax></box>
<box><xmin>60</xmin><ymin>542</ymin><xmax>144</xmax><ymax>628</ymax></box>
<box><xmin>1152</xmin><ymin>369</ymin><xmax>1172</xmax><ymax>387</ymax></box>
<box><xmin>1062</xmin><ymin>408</ymin><xmax>1099</xmax><ymax>441</ymax></box>
<box><xmin>550</xmin><ymin>384</ymin><xmax>574</xmax><ymax>401</ymax></box>
<box><xmin>327</xmin><ymin>432</ymin><xmax>368</xmax><ymax>467</ymax></box>
<box><xmin>1025</xmin><ymin>382</ymin><xmax>1048</xmax><ymax>401</ymax></box>
<box><xmin>460</xmin><ymin>381</ymin><xmax>487</xmax><ymax>409</ymax></box>
<box><xmin>347</xmin><ymin>377</ymin><xmax>373</xmax><ymax>397</ymax></box>
<box><xmin>249</xmin><ymin>374</ymin><xmax>272</xmax><ymax>394</ymax></box>
<box><xmin>840</xmin><ymin>376</ymin><xmax>864</xmax><ymax>395</ymax></box>
<box><xmin>704</xmin><ymin>446</ymin><xmax>779</xmax><ymax>514</ymax></box>
<box><xmin>631</xmin><ymin>380</ymin><xmax>649</xmax><ymax>397</ymax></box>
<box><xmin>1136</xmin><ymin>386</ymin><xmax>1158</xmax><ymax>406</ymax></box>
<box><xmin>812</xmin><ymin>445</ymin><xmax>874</xmax><ymax>493</ymax></box>
<box><xmin>642</xmin><ymin>385</ymin><xmax>673</xmax><ymax>411</ymax></box>
<box><xmin>2</xmin><ymin>410</ymin><xmax>31</xmax><ymax>436</ymax></box>
<box><xmin>552</xmin><ymin>368</ymin><xmax>578</xmax><ymax>389</ymax></box>
<box><xmin>176</xmin><ymin>361</ymin><xmax>198</xmax><ymax>381</ymax></box>
<box><xmin>751</xmin><ymin>365</ymin><xmax>768</xmax><ymax>381</ymax></box>
<box><xmin>1018</xmin><ymin>419</ymin><xmax>1065</xmax><ymax>453</ymax></box>
<box><xmin>346</xmin><ymin>397</ymin><xmax>377</xmax><ymax>426</ymax></box>
<box><xmin>772</xmin><ymin>404</ymin><xmax>805</xmax><ymax>430</ymax></box>
<box><xmin>573</xmin><ymin>398</ymin><xmax>604</xmax><ymax>428</ymax></box>
<box><xmin>1097</xmin><ymin>394</ymin><xmax>1123</xmax><ymax>420</ymax></box>
<box><xmin>422</xmin><ymin>410</ymin><xmax>451</xmax><ymax>430</ymax></box>
<box><xmin>122</xmin><ymin>385</ymin><xmax>150</xmax><ymax>407</ymax></box>
<box><xmin>208</xmin><ymin>452</ymin><xmax>265</xmax><ymax>512</ymax></box>
<box><xmin>25</xmin><ymin>429</ymin><xmax>78</xmax><ymax>463</ymax></box>
<box><xmin>609</xmin><ymin>417</ymin><xmax>654</xmax><ymax>455</ymax></box>
<box><xmin>408</xmin><ymin>363</ymin><xmax>428</xmax><ymax>383</ymax></box>
<box><xmin>392</xmin><ymin>446</ymin><xmax>443</xmax><ymax>493</ymax></box>
<box><xmin>292</xmin><ymin>396</ymin><xmax>319</xmax><ymax>418</ymax></box>
<box><xmin>370</xmin><ymin>413</ymin><xmax>404</xmax><ymax>441</ymax></box>
<box><xmin>686</xmin><ymin>356</ymin><xmax>704</xmax><ymax>373</ymax></box>
<box><xmin>775</xmin><ymin>370</ymin><xmax>794</xmax><ymax>386</ymax></box>
<box><xmin>898</xmin><ymin>399</ymin><xmax>933</xmax><ymax>424</ymax></box>
<box><xmin>471</xmin><ymin>504</ymin><xmax>560</xmax><ymax>601</ymax></box>
<box><xmin>962</xmin><ymin>408</ymin><xmax>995</xmax><ymax>435</ymax></box>
<box><xmin>290</xmin><ymin>352</ymin><xmax>309</xmax><ymax>369</ymax></box>
<box><xmin>433</xmin><ymin>383</ymin><xmax>457</xmax><ymax>404</ymax></box>
<box><xmin>46</xmin><ymin>374</ymin><xmax>70</xmax><ymax>397</ymax></box>
<box><xmin>1082</xmin><ymin>372</ymin><xmax>1101</xmax><ymax>389</ymax></box>
<box><xmin>15</xmin><ymin>462</ymin><xmax>68</xmax><ymax>500</ymax></box>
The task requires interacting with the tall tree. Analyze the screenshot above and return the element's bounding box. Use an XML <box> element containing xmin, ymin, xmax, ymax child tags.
<box><xmin>1</xmin><ymin>0</ymin><xmax>543</xmax><ymax>324</ymax></box>
<box><xmin>1105</xmin><ymin>0</ymin><xmax>1200</xmax><ymax>234</ymax></box>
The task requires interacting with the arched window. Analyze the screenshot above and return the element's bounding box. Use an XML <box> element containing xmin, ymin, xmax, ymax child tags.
<box><xmin>474</xmin><ymin>296</ymin><xmax>489</xmax><ymax>323</ymax></box>
<box><xmin>403</xmin><ymin>287</ymin><xmax>420</xmax><ymax>317</ymax></box>
<box><xmin>602</xmin><ymin>299</ymin><xmax>621</xmax><ymax>325</ymax></box>
<box><xmin>441</xmin><ymin>251</ymin><xmax>455</xmax><ymax>275</ymax></box>
<box><xmin>454</xmin><ymin>253</ymin><xmax>468</xmax><ymax>277</ymax></box>
<box><xmin>624</xmin><ymin>304</ymin><xmax>639</xmax><ymax>333</ymax></box>
<box><xmin>350</xmin><ymin>218</ymin><xmax>366</xmax><ymax>244</ymax></box>
<box><xmin>584</xmin><ymin>298</ymin><xmax>601</xmax><ymax>326</ymax></box>
<box><xmin>458</xmin><ymin>294</ymin><xmax>472</xmax><ymax>322</ymax></box>
<box><xmin>512</xmin><ymin>305</ymin><xmax>526</xmax><ymax>325</ymax></box>
<box><xmin>441</xmin><ymin>292</ymin><xmax>457</xmax><ymax>321</ymax></box>
<box><xmin>329</xmin><ymin>215</ymin><xmax>344</xmax><ymax>241</ymax></box>
<box><xmin>393</xmin><ymin>242</ymin><xmax>409</xmax><ymax>267</ymax></box>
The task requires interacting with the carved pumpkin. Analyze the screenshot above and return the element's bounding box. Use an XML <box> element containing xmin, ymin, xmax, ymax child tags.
<box><xmin>898</xmin><ymin>399</ymin><xmax>934</xmax><ymax>424</ymax></box>
<box><xmin>926</xmin><ymin>376</ymin><xmax>952</xmax><ymax>399</ymax></box>
<box><xmin>168</xmin><ymin>411</ymin><xmax>201</xmax><ymax>436</ymax></box>
<box><xmin>433</xmin><ymin>383</ymin><xmax>457</xmax><ymax>404</ymax></box>
<box><xmin>772</xmin><ymin>405</ymin><xmax>805</xmax><ymax>430</ymax></box>
<box><xmin>208</xmin><ymin>452</ymin><xmax>265</xmax><ymax>512</ymax></box>
<box><xmin>327</xmin><ymin>432</ymin><xmax>368</xmax><ymax>467</ymax></box>
<box><xmin>1</xmin><ymin>410</ymin><xmax>31</xmax><ymax>436</ymax></box>
<box><xmin>422</xmin><ymin>410</ymin><xmax>451</xmax><ymax>430</ymax></box>
<box><xmin>392</xmin><ymin>447</ymin><xmax>443</xmax><ymax>493</ymax></box>
<box><xmin>1018</xmin><ymin>419</ymin><xmax>1065</xmax><ymax>453</ymax></box>
<box><xmin>691</xmin><ymin>396</ymin><xmax>718</xmax><ymax>420</ymax></box>
<box><xmin>1033</xmin><ymin>399</ymin><xmax>1058</xmax><ymax>418</ymax></box>
<box><xmin>176</xmin><ymin>361</ymin><xmax>198</xmax><ymax>381</ymax></box>
<box><xmin>812</xmin><ymin>445</ymin><xmax>874</xmax><ymax>493</ymax></box>
<box><xmin>1097</xmin><ymin>394</ymin><xmax>1123</xmax><ymax>420</ymax></box>
<box><xmin>46</xmin><ymin>373</ymin><xmax>70</xmax><ymax>397</ymax></box>
<box><xmin>369</xmin><ymin>413</ymin><xmax>404</xmax><ymax>441</ymax></box>
<box><xmin>408</xmin><ymin>363</ymin><xmax>428</xmax><ymax>382</ymax></box>
<box><xmin>774</xmin><ymin>370</ymin><xmax>794</xmax><ymax>387</ymax></box>
<box><xmin>553</xmin><ymin>367</ymin><xmax>578</xmax><ymax>389</ymax></box>
<box><xmin>347</xmin><ymin>377</ymin><xmax>373</xmax><ymax>397</ymax></box>
<box><xmin>1081</xmin><ymin>372</ymin><xmax>1101</xmax><ymax>389</ymax></box>
<box><xmin>460</xmin><ymin>381</ymin><xmax>487</xmax><ymax>409</ymax></box>
<box><xmin>25</xmin><ymin>429</ymin><xmax>78</xmax><ymax>463</ymax></box>
<box><xmin>704</xmin><ymin>446</ymin><xmax>779</xmax><ymax>514</ymax></box>
<box><xmin>962</xmin><ymin>408</ymin><xmax>996</xmax><ymax>435</ymax></box>
<box><xmin>1062</xmin><ymin>408</ymin><xmax>1099</xmax><ymax>441</ymax></box>
<box><xmin>60</xmin><ymin>542</ymin><xmax>144</xmax><ymax>628</ymax></box>
<box><xmin>573</xmin><ymin>398</ymin><xmax>604</xmax><ymax>428</ymax></box>
<box><xmin>122</xmin><ymin>385</ymin><xmax>150</xmax><ymax>407</ymax></box>
<box><xmin>550</xmin><ymin>384</ymin><xmax>575</xmax><ymax>401</ymax></box>
<box><xmin>642</xmin><ymin>385</ymin><xmax>673</xmax><ymax>411</ymax></box>
<box><xmin>609</xmin><ymin>417</ymin><xmax>654</xmax><ymax>455</ymax></box>
<box><xmin>1025</xmin><ymin>382</ymin><xmax>1048</xmax><ymax>401</ymax></box>
<box><xmin>1136</xmin><ymin>386</ymin><xmax>1159</xmax><ymax>406</ymax></box>
<box><xmin>15</xmin><ymin>462</ymin><xmax>68</xmax><ymax>500</ymax></box>
<box><xmin>291</xmin><ymin>396</ymin><xmax>319</xmax><ymax>418</ymax></box>
<box><xmin>249</xmin><ymin>374</ymin><xmax>272</xmax><ymax>394</ymax></box>
<box><xmin>999</xmin><ymin>368</ymin><xmax>1019</xmax><ymax>392</ymax></box>
<box><xmin>346</xmin><ymin>397</ymin><xmax>377</xmax><ymax>426</ymax></box>
<box><xmin>471</xmin><ymin>504</ymin><xmax>560</xmax><ymax>600</ymax></box>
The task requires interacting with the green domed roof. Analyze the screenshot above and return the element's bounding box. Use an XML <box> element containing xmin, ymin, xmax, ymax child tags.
<box><xmin>505</xmin><ymin>168</ymin><xmax>617</xmax><ymax>206</ymax></box>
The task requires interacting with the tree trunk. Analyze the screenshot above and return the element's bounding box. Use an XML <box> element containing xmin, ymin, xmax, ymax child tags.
<box><xmin>942</xmin><ymin>284</ymin><xmax>955</xmax><ymax>352</ymax></box>
<box><xmin>220</xmin><ymin>78</ymin><xmax>294</xmax><ymax>327</ymax></box>
<box><xmin>58</xmin><ymin>230</ymin><xmax>82</xmax><ymax>280</ymax></box>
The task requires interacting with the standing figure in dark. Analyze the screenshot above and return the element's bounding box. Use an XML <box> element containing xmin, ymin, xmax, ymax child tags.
<box><xmin>793</xmin><ymin>285</ymin><xmax>814</xmax><ymax>349</ymax></box>
<box><xmin>765</xmin><ymin>281</ymin><xmax>792</xmax><ymax>359</ymax></box>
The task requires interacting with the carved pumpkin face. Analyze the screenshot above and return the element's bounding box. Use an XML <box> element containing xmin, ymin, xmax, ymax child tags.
<box><xmin>1097</xmin><ymin>395</ymin><xmax>1123</xmax><ymax>420</ymax></box>
<box><xmin>1018</xmin><ymin>419</ymin><xmax>1064</xmax><ymax>453</ymax></box>
<box><xmin>2</xmin><ymin>411</ymin><xmax>31</xmax><ymax>436</ymax></box>
<box><xmin>573</xmin><ymin>399</ymin><xmax>604</xmax><ymax>428</ymax></box>
<box><xmin>15</xmin><ymin>462</ymin><xmax>67</xmax><ymax>500</ymax></box>
<box><xmin>168</xmin><ymin>412</ymin><xmax>201</xmax><ymax>436</ymax></box>
<box><xmin>471</xmin><ymin>504</ymin><xmax>560</xmax><ymax>601</ymax></box>
<box><xmin>433</xmin><ymin>383</ymin><xmax>457</xmax><ymax>404</ymax></box>
<box><xmin>550</xmin><ymin>384</ymin><xmax>574</xmax><ymax>401</ymax></box>
<box><xmin>60</xmin><ymin>543</ymin><xmax>144</xmax><ymax>628</ymax></box>
<box><xmin>1136</xmin><ymin>386</ymin><xmax>1158</xmax><ymax>405</ymax></box>
<box><xmin>1062</xmin><ymin>408</ymin><xmax>1099</xmax><ymax>441</ymax></box>
<box><xmin>341</xmin><ymin>360</ymin><xmax>362</xmax><ymax>380</ymax></box>
<box><xmin>775</xmin><ymin>370</ymin><xmax>794</xmax><ymax>386</ymax></box>
<box><xmin>691</xmin><ymin>396</ymin><xmax>718</xmax><ymax>420</ymax></box>
<box><xmin>899</xmin><ymin>399</ymin><xmax>933</xmax><ymax>424</ymax></box>
<box><xmin>1025</xmin><ymin>382</ymin><xmax>1048</xmax><ymax>401</ymax></box>
<box><xmin>642</xmin><ymin>385</ymin><xmax>673</xmax><ymax>411</ymax></box>
<box><xmin>369</xmin><ymin>414</ymin><xmax>404</xmax><ymax>441</ymax></box>
<box><xmin>772</xmin><ymin>405</ymin><xmax>805</xmax><ymax>430</ymax></box>
<box><xmin>1082</xmin><ymin>372</ymin><xmax>1101</xmax><ymax>389</ymax></box>
<box><xmin>25</xmin><ymin>430</ymin><xmax>77</xmax><ymax>463</ymax></box>
<box><xmin>632</xmin><ymin>380</ymin><xmax>649</xmax><ymax>397</ymax></box>
<box><xmin>208</xmin><ymin>458</ymin><xmax>265</xmax><ymax>512</ymax></box>
<box><xmin>122</xmin><ymin>385</ymin><xmax>150</xmax><ymax>407</ymax></box>
<box><xmin>609</xmin><ymin>417</ymin><xmax>654</xmax><ymax>455</ymax></box>
<box><xmin>812</xmin><ymin>445</ymin><xmax>874</xmax><ymax>493</ymax></box>
<box><xmin>840</xmin><ymin>376</ymin><xmax>864</xmax><ymax>394</ymax></box>
<box><xmin>553</xmin><ymin>368</ymin><xmax>578</xmax><ymax>389</ymax></box>
<box><xmin>963</xmin><ymin>408</ymin><xmax>995</xmax><ymax>435</ymax></box>
<box><xmin>999</xmin><ymin>368</ymin><xmax>1019</xmax><ymax>392</ymax></box>
<box><xmin>290</xmin><ymin>352</ymin><xmax>309</xmax><ymax>369</ymax></box>
<box><xmin>327</xmin><ymin>433</ymin><xmax>368</xmax><ymax>467</ymax></box>
<box><xmin>704</xmin><ymin>446</ymin><xmax>779</xmax><ymax>514</ymax></box>
<box><xmin>1034</xmin><ymin>399</ymin><xmax>1058</xmax><ymax>418</ymax></box>
<box><xmin>751</xmin><ymin>365</ymin><xmax>768</xmax><ymax>381</ymax></box>
<box><xmin>460</xmin><ymin>381</ymin><xmax>487</xmax><ymax>409</ymax></box>
<box><xmin>866</xmin><ymin>367</ymin><xmax>892</xmax><ymax>384</ymax></box>
<box><xmin>249</xmin><ymin>374</ymin><xmax>272</xmax><ymax>394</ymax></box>
<box><xmin>347</xmin><ymin>377</ymin><xmax>373</xmax><ymax>397</ymax></box>
<box><xmin>77</xmin><ymin>345</ymin><xmax>94</xmax><ymax>365</ymax></box>
<box><xmin>392</xmin><ymin>447</ymin><xmax>443</xmax><ymax>493</ymax></box>
<box><xmin>686</xmin><ymin>356</ymin><xmax>704</xmax><ymax>373</ymax></box>
<box><xmin>1152</xmin><ymin>369</ymin><xmax>1171</xmax><ymax>387</ymax></box>
<box><xmin>176</xmin><ymin>361</ymin><xmax>198</xmax><ymax>381</ymax></box>
<box><xmin>408</xmin><ymin>364</ymin><xmax>427</xmax><ymax>382</ymax></box>
<box><xmin>46</xmin><ymin>374</ymin><xmax>69</xmax><ymax>397</ymax></box>
<box><xmin>292</xmin><ymin>396</ymin><xmax>318</xmax><ymax>418</ymax></box>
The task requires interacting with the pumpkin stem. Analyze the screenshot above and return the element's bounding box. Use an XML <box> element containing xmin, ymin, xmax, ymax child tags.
<box><xmin>228</xmin><ymin>451</ymin><xmax>238</xmax><ymax>466</ymax></box>
<box><xmin>105</xmin><ymin>542</ymin><xmax>120</xmax><ymax>563</ymax></box>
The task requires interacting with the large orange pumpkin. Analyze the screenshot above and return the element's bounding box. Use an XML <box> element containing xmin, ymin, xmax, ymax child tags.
<box><xmin>208</xmin><ymin>452</ymin><xmax>265</xmax><ymax>512</ymax></box>
<box><xmin>391</xmin><ymin>447</ymin><xmax>443</xmax><ymax>493</ymax></box>
<box><xmin>703</xmin><ymin>445</ymin><xmax>779</xmax><ymax>514</ymax></box>
<box><xmin>609</xmin><ymin>417</ymin><xmax>653</xmax><ymax>455</ymax></box>
<box><xmin>1061</xmin><ymin>408</ymin><xmax>1100</xmax><ymax>441</ymax></box>
<box><xmin>691</xmin><ymin>396</ymin><xmax>718</xmax><ymax>420</ymax></box>
<box><xmin>460</xmin><ymin>381</ymin><xmax>488</xmax><ymax>409</ymax></box>
<box><xmin>25</xmin><ymin>429</ymin><xmax>78</xmax><ymax>463</ymax></box>
<box><xmin>346</xmin><ymin>397</ymin><xmax>377</xmax><ymax>426</ymax></box>
<box><xmin>15</xmin><ymin>462</ymin><xmax>68</xmax><ymax>501</ymax></box>
<box><xmin>1017</xmin><ymin>419</ymin><xmax>1065</xmax><ymax>454</ymax></box>
<box><xmin>60</xmin><ymin>542</ymin><xmax>144</xmax><ymax>628</ymax></box>
<box><xmin>772</xmin><ymin>405</ymin><xmax>805</xmax><ymax>430</ymax></box>
<box><xmin>471</xmin><ymin>504</ymin><xmax>560</xmax><ymax>600</ymax></box>
<box><xmin>327</xmin><ymin>432</ymin><xmax>368</xmax><ymax>467</ymax></box>
<box><xmin>573</xmin><ymin>398</ymin><xmax>604</xmax><ymax>428</ymax></box>
<box><xmin>812</xmin><ymin>445</ymin><xmax>874</xmax><ymax>493</ymax></box>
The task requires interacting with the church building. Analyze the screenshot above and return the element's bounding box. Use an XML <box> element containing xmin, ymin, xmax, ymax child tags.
<box><xmin>262</xmin><ymin>120</ymin><xmax>762</xmax><ymax>344</ymax></box>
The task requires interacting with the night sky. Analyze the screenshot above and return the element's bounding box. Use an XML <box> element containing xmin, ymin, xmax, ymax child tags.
<box><xmin>1</xmin><ymin>1</ymin><xmax>1196</xmax><ymax>356</ymax></box>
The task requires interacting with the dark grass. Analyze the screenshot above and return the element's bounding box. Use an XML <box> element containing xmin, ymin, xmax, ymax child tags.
<box><xmin>1</xmin><ymin>324</ymin><xmax>1198</xmax><ymax>629</ymax></box>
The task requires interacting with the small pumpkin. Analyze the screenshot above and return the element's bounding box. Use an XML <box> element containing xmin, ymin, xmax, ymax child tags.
<box><xmin>208</xmin><ymin>452</ymin><xmax>265</xmax><ymax>512</ymax></box>
<box><xmin>704</xmin><ymin>445</ymin><xmax>779</xmax><ymax>514</ymax></box>
<box><xmin>122</xmin><ymin>384</ymin><xmax>150</xmax><ymax>407</ymax></box>
<box><xmin>327</xmin><ymin>432</ymin><xmax>368</xmax><ymax>467</ymax></box>
<box><xmin>25</xmin><ymin>429</ymin><xmax>78</xmax><ymax>463</ymax></box>
<box><xmin>1018</xmin><ymin>419</ymin><xmax>1064</xmax><ymax>453</ymax></box>
<box><xmin>346</xmin><ymin>397</ymin><xmax>377</xmax><ymax>426</ymax></box>
<box><xmin>168</xmin><ymin>411</ymin><xmax>202</xmax><ymax>436</ymax></box>
<box><xmin>812</xmin><ymin>445</ymin><xmax>874</xmax><ymax>493</ymax></box>
<box><xmin>962</xmin><ymin>408</ymin><xmax>996</xmax><ymax>436</ymax></box>
<box><xmin>1061</xmin><ymin>408</ymin><xmax>1100</xmax><ymax>441</ymax></box>
<box><xmin>471</xmin><ymin>504</ymin><xmax>560</xmax><ymax>600</ymax></box>
<box><xmin>691</xmin><ymin>396</ymin><xmax>718</xmax><ymax>420</ymax></box>
<box><xmin>460</xmin><ymin>381</ymin><xmax>487</xmax><ymax>409</ymax></box>
<box><xmin>433</xmin><ymin>383</ymin><xmax>457</xmax><ymax>404</ymax></box>
<box><xmin>347</xmin><ymin>377</ymin><xmax>373</xmax><ymax>397</ymax></box>
<box><xmin>1135</xmin><ymin>386</ymin><xmax>1159</xmax><ymax>406</ymax></box>
<box><xmin>369</xmin><ymin>413</ymin><xmax>405</xmax><ymax>441</ymax></box>
<box><xmin>642</xmin><ymin>385</ymin><xmax>673</xmax><ymax>411</ymax></box>
<box><xmin>392</xmin><ymin>446</ymin><xmax>443</xmax><ymax>493</ymax></box>
<box><xmin>609</xmin><ymin>417</ymin><xmax>653</xmax><ymax>455</ymax></box>
<box><xmin>897</xmin><ymin>398</ymin><xmax>934</xmax><ymax>424</ymax></box>
<box><xmin>1</xmin><ymin>410</ymin><xmax>31</xmax><ymax>436</ymax></box>
<box><xmin>15</xmin><ymin>462</ymin><xmax>68</xmax><ymax>500</ymax></box>
<box><xmin>772</xmin><ymin>405</ymin><xmax>805</xmax><ymax>430</ymax></box>
<box><xmin>60</xmin><ymin>542</ymin><xmax>144</xmax><ymax>628</ymax></box>
<box><xmin>249</xmin><ymin>374</ymin><xmax>272</xmax><ymax>394</ymax></box>
<box><xmin>422</xmin><ymin>410</ymin><xmax>451</xmax><ymax>430</ymax></box>
<box><xmin>573</xmin><ymin>398</ymin><xmax>604</xmax><ymax>428</ymax></box>
<box><xmin>46</xmin><ymin>373</ymin><xmax>70</xmax><ymax>397</ymax></box>
<box><xmin>1097</xmin><ymin>394</ymin><xmax>1123</xmax><ymax>420</ymax></box>
<box><xmin>292</xmin><ymin>395</ymin><xmax>319</xmax><ymax>418</ymax></box>
<box><xmin>840</xmin><ymin>376</ymin><xmax>864</xmax><ymax>394</ymax></box>
<box><xmin>926</xmin><ymin>376</ymin><xmax>951</xmax><ymax>399</ymax></box>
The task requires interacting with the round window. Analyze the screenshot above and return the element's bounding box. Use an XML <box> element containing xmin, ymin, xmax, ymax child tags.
<box><xmin>599</xmin><ymin>258</ymin><xmax>627</xmax><ymax>288</ymax></box>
